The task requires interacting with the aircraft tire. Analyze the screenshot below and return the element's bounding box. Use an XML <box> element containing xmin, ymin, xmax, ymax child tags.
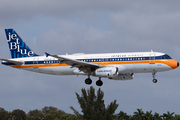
<box><xmin>153</xmin><ymin>79</ymin><xmax>157</xmax><ymax>83</ymax></box>
<box><xmin>96</xmin><ymin>80</ymin><xmax>103</xmax><ymax>86</ymax></box>
<box><xmin>85</xmin><ymin>78</ymin><xmax>92</xmax><ymax>85</ymax></box>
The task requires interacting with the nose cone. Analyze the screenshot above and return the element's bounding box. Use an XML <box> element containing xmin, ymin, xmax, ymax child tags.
<box><xmin>168</xmin><ymin>60</ymin><xmax>179</xmax><ymax>69</ymax></box>
<box><xmin>174</xmin><ymin>61</ymin><xmax>179</xmax><ymax>69</ymax></box>
<box><xmin>177</xmin><ymin>62</ymin><xmax>179</xmax><ymax>68</ymax></box>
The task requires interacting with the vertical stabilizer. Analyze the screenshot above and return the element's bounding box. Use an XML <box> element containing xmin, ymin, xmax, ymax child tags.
<box><xmin>5</xmin><ymin>29</ymin><xmax>39</xmax><ymax>58</ymax></box>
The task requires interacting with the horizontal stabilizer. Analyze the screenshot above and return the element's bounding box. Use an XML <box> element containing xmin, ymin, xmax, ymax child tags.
<box><xmin>0</xmin><ymin>58</ymin><xmax>23</xmax><ymax>66</ymax></box>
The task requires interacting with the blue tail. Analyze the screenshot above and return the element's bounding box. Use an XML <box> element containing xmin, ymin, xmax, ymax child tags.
<box><xmin>5</xmin><ymin>29</ymin><xmax>39</xmax><ymax>58</ymax></box>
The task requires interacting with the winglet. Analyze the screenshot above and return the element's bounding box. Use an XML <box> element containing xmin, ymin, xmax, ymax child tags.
<box><xmin>45</xmin><ymin>52</ymin><xmax>50</xmax><ymax>57</ymax></box>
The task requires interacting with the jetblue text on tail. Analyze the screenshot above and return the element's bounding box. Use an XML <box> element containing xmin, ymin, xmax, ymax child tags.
<box><xmin>5</xmin><ymin>29</ymin><xmax>38</xmax><ymax>58</ymax></box>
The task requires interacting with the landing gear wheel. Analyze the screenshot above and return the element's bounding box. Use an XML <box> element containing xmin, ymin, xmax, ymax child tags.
<box><xmin>153</xmin><ymin>79</ymin><xmax>157</xmax><ymax>83</ymax></box>
<box><xmin>152</xmin><ymin>70</ymin><xmax>157</xmax><ymax>83</ymax></box>
<box><xmin>96</xmin><ymin>80</ymin><xmax>103</xmax><ymax>86</ymax></box>
<box><xmin>85</xmin><ymin>78</ymin><xmax>92</xmax><ymax>85</ymax></box>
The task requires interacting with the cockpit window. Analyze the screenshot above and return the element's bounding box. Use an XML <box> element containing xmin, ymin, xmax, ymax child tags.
<box><xmin>162</xmin><ymin>55</ymin><xmax>172</xmax><ymax>59</ymax></box>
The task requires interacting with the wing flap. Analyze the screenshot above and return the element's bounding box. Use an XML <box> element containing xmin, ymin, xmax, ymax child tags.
<box><xmin>49</xmin><ymin>54</ymin><xmax>101</xmax><ymax>73</ymax></box>
<box><xmin>50</xmin><ymin>54</ymin><xmax>100</xmax><ymax>67</ymax></box>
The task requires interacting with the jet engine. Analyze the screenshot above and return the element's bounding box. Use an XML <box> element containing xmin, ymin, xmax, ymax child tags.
<box><xmin>93</xmin><ymin>67</ymin><xmax>118</xmax><ymax>77</ymax></box>
<box><xmin>109</xmin><ymin>73</ymin><xmax>134</xmax><ymax>80</ymax></box>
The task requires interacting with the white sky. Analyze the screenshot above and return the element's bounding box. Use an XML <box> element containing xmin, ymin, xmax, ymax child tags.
<box><xmin>0</xmin><ymin>0</ymin><xmax>180</xmax><ymax>115</ymax></box>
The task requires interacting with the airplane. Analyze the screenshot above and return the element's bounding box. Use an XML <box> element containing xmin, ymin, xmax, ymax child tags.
<box><xmin>0</xmin><ymin>29</ymin><xmax>179</xmax><ymax>86</ymax></box>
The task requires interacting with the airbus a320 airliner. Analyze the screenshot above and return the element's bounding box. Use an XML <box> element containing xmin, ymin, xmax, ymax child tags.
<box><xmin>0</xmin><ymin>29</ymin><xmax>179</xmax><ymax>86</ymax></box>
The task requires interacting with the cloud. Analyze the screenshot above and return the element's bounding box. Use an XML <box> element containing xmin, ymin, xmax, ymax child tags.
<box><xmin>108</xmin><ymin>7</ymin><xmax>180</xmax><ymax>58</ymax></box>
<box><xmin>0</xmin><ymin>0</ymin><xmax>180</xmax><ymax>115</ymax></box>
<box><xmin>33</xmin><ymin>20</ymin><xmax>113</xmax><ymax>55</ymax></box>
<box><xmin>0</xmin><ymin>0</ymin><xmax>125</xmax><ymax>25</ymax></box>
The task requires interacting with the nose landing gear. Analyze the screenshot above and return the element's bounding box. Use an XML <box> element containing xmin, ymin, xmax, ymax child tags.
<box><xmin>153</xmin><ymin>79</ymin><xmax>157</xmax><ymax>83</ymax></box>
<box><xmin>152</xmin><ymin>71</ymin><xmax>157</xmax><ymax>83</ymax></box>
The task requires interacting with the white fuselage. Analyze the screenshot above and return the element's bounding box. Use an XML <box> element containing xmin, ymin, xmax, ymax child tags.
<box><xmin>4</xmin><ymin>51</ymin><xmax>177</xmax><ymax>77</ymax></box>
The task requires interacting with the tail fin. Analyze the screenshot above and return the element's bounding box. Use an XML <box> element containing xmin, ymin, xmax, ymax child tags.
<box><xmin>5</xmin><ymin>29</ymin><xmax>39</xmax><ymax>58</ymax></box>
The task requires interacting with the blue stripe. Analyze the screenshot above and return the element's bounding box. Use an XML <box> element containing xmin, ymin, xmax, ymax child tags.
<box><xmin>3</xmin><ymin>55</ymin><xmax>172</xmax><ymax>66</ymax></box>
<box><xmin>22</xmin><ymin>55</ymin><xmax>171</xmax><ymax>65</ymax></box>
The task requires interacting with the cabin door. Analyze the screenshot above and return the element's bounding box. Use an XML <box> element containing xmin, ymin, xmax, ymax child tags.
<box><xmin>33</xmin><ymin>58</ymin><xmax>39</xmax><ymax>68</ymax></box>
<box><xmin>149</xmin><ymin>54</ymin><xmax>155</xmax><ymax>64</ymax></box>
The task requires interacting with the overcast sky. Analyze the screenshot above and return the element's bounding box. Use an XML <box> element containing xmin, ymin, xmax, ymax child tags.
<box><xmin>0</xmin><ymin>0</ymin><xmax>180</xmax><ymax>115</ymax></box>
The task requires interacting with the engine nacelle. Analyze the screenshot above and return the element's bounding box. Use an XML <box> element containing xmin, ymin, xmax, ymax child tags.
<box><xmin>93</xmin><ymin>67</ymin><xmax>118</xmax><ymax>77</ymax></box>
<box><xmin>109</xmin><ymin>73</ymin><xmax>134</xmax><ymax>80</ymax></box>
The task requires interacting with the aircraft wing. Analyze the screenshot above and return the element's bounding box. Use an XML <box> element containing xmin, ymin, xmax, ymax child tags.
<box><xmin>0</xmin><ymin>58</ymin><xmax>23</xmax><ymax>66</ymax></box>
<box><xmin>46</xmin><ymin>53</ymin><xmax>101</xmax><ymax>73</ymax></box>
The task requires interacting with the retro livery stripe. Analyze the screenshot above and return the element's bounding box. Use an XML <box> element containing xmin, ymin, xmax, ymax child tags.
<box><xmin>4</xmin><ymin>59</ymin><xmax>177</xmax><ymax>70</ymax></box>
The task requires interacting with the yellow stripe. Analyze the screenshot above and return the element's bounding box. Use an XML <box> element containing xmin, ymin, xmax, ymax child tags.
<box><xmin>11</xmin><ymin>60</ymin><xmax>177</xmax><ymax>69</ymax></box>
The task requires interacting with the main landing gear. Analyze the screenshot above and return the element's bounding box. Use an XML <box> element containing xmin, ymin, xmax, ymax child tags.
<box><xmin>85</xmin><ymin>78</ymin><xmax>92</xmax><ymax>85</ymax></box>
<box><xmin>152</xmin><ymin>71</ymin><xmax>157</xmax><ymax>83</ymax></box>
<box><xmin>84</xmin><ymin>77</ymin><xmax>103</xmax><ymax>86</ymax></box>
<box><xmin>96</xmin><ymin>77</ymin><xmax>103</xmax><ymax>86</ymax></box>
